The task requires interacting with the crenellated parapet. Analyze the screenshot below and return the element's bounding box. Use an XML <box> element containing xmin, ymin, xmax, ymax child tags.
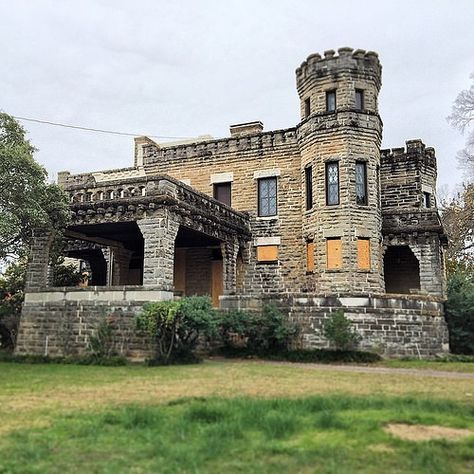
<box><xmin>296</xmin><ymin>47</ymin><xmax>381</xmax><ymax>89</ymax></box>
<box><xmin>142</xmin><ymin>128</ymin><xmax>297</xmax><ymax>167</ymax></box>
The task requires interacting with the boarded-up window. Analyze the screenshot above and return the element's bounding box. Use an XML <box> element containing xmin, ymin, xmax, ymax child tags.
<box><xmin>326</xmin><ymin>238</ymin><xmax>342</xmax><ymax>269</ymax></box>
<box><xmin>357</xmin><ymin>238</ymin><xmax>370</xmax><ymax>270</ymax></box>
<box><xmin>306</xmin><ymin>241</ymin><xmax>315</xmax><ymax>273</ymax></box>
<box><xmin>257</xmin><ymin>245</ymin><xmax>278</xmax><ymax>262</ymax></box>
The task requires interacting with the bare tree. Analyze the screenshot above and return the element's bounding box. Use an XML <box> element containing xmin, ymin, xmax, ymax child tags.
<box><xmin>448</xmin><ymin>74</ymin><xmax>474</xmax><ymax>179</ymax></box>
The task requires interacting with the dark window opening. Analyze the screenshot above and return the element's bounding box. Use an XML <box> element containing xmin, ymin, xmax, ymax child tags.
<box><xmin>258</xmin><ymin>177</ymin><xmax>277</xmax><ymax>217</ymax></box>
<box><xmin>326</xmin><ymin>90</ymin><xmax>336</xmax><ymax>112</ymax></box>
<box><xmin>305</xmin><ymin>166</ymin><xmax>313</xmax><ymax>210</ymax></box>
<box><xmin>304</xmin><ymin>97</ymin><xmax>311</xmax><ymax>118</ymax></box>
<box><xmin>384</xmin><ymin>246</ymin><xmax>421</xmax><ymax>294</ymax></box>
<box><xmin>355</xmin><ymin>161</ymin><xmax>368</xmax><ymax>205</ymax></box>
<box><xmin>326</xmin><ymin>162</ymin><xmax>339</xmax><ymax>205</ymax></box>
<box><xmin>213</xmin><ymin>182</ymin><xmax>232</xmax><ymax>207</ymax></box>
<box><xmin>355</xmin><ymin>89</ymin><xmax>364</xmax><ymax>110</ymax></box>
<box><xmin>423</xmin><ymin>192</ymin><xmax>431</xmax><ymax>208</ymax></box>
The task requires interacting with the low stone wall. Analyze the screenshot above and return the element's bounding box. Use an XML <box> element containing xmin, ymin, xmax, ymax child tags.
<box><xmin>16</xmin><ymin>288</ymin><xmax>449</xmax><ymax>359</ymax></box>
<box><xmin>221</xmin><ymin>293</ymin><xmax>449</xmax><ymax>358</ymax></box>
<box><xmin>15</xmin><ymin>287</ymin><xmax>173</xmax><ymax>359</ymax></box>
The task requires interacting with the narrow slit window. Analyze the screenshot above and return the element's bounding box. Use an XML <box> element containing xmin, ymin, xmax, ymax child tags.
<box><xmin>305</xmin><ymin>166</ymin><xmax>313</xmax><ymax>210</ymax></box>
<box><xmin>326</xmin><ymin>238</ymin><xmax>342</xmax><ymax>269</ymax></box>
<box><xmin>306</xmin><ymin>241</ymin><xmax>315</xmax><ymax>273</ymax></box>
<box><xmin>423</xmin><ymin>192</ymin><xmax>431</xmax><ymax>208</ymax></box>
<box><xmin>258</xmin><ymin>177</ymin><xmax>277</xmax><ymax>217</ymax></box>
<box><xmin>326</xmin><ymin>162</ymin><xmax>339</xmax><ymax>206</ymax></box>
<box><xmin>355</xmin><ymin>89</ymin><xmax>364</xmax><ymax>110</ymax></box>
<box><xmin>304</xmin><ymin>97</ymin><xmax>311</xmax><ymax>118</ymax></box>
<box><xmin>326</xmin><ymin>90</ymin><xmax>336</xmax><ymax>112</ymax></box>
<box><xmin>213</xmin><ymin>182</ymin><xmax>232</xmax><ymax>207</ymax></box>
<box><xmin>355</xmin><ymin>161</ymin><xmax>368</xmax><ymax>205</ymax></box>
<box><xmin>357</xmin><ymin>238</ymin><xmax>371</xmax><ymax>270</ymax></box>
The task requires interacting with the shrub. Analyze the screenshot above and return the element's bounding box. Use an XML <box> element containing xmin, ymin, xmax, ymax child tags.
<box><xmin>217</xmin><ymin>303</ymin><xmax>297</xmax><ymax>355</ymax></box>
<box><xmin>323</xmin><ymin>310</ymin><xmax>361</xmax><ymax>350</ymax></box>
<box><xmin>88</xmin><ymin>317</ymin><xmax>116</xmax><ymax>358</ymax></box>
<box><xmin>136</xmin><ymin>296</ymin><xmax>217</xmax><ymax>365</ymax></box>
<box><xmin>445</xmin><ymin>270</ymin><xmax>474</xmax><ymax>354</ymax></box>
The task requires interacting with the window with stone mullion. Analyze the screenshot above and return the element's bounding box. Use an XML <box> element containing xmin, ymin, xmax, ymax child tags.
<box><xmin>355</xmin><ymin>161</ymin><xmax>367</xmax><ymax>205</ymax></box>
<box><xmin>326</xmin><ymin>162</ymin><xmax>339</xmax><ymax>206</ymax></box>
<box><xmin>258</xmin><ymin>177</ymin><xmax>277</xmax><ymax>216</ymax></box>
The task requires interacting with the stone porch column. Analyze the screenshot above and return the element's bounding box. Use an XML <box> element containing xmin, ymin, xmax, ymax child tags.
<box><xmin>25</xmin><ymin>230</ymin><xmax>54</xmax><ymax>291</ymax></box>
<box><xmin>137</xmin><ymin>209</ymin><xmax>179</xmax><ymax>291</ymax></box>
<box><xmin>110</xmin><ymin>246</ymin><xmax>134</xmax><ymax>286</ymax></box>
<box><xmin>221</xmin><ymin>238</ymin><xmax>240</xmax><ymax>295</ymax></box>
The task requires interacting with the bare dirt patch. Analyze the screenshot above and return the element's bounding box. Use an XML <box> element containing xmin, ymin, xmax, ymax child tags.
<box><xmin>385</xmin><ymin>423</ymin><xmax>472</xmax><ymax>441</ymax></box>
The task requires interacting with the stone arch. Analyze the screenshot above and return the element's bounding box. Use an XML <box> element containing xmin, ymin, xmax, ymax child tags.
<box><xmin>384</xmin><ymin>245</ymin><xmax>420</xmax><ymax>294</ymax></box>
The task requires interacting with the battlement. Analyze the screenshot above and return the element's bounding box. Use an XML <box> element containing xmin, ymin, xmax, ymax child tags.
<box><xmin>296</xmin><ymin>47</ymin><xmax>382</xmax><ymax>89</ymax></box>
<box><xmin>143</xmin><ymin>127</ymin><xmax>298</xmax><ymax>165</ymax></box>
<box><xmin>381</xmin><ymin>139</ymin><xmax>436</xmax><ymax>166</ymax></box>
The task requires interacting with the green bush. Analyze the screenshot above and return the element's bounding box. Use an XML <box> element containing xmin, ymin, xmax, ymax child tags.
<box><xmin>445</xmin><ymin>270</ymin><xmax>474</xmax><ymax>354</ymax></box>
<box><xmin>323</xmin><ymin>310</ymin><xmax>361</xmax><ymax>350</ymax></box>
<box><xmin>136</xmin><ymin>296</ymin><xmax>217</xmax><ymax>365</ymax></box>
<box><xmin>88</xmin><ymin>317</ymin><xmax>116</xmax><ymax>358</ymax></box>
<box><xmin>217</xmin><ymin>303</ymin><xmax>297</xmax><ymax>355</ymax></box>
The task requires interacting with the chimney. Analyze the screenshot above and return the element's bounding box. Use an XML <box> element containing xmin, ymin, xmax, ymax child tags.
<box><xmin>229</xmin><ymin>121</ymin><xmax>264</xmax><ymax>138</ymax></box>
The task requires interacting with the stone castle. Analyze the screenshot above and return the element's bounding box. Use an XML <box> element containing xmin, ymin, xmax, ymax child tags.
<box><xmin>16</xmin><ymin>47</ymin><xmax>449</xmax><ymax>358</ymax></box>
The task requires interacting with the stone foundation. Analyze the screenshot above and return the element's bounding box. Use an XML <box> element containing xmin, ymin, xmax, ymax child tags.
<box><xmin>221</xmin><ymin>294</ymin><xmax>449</xmax><ymax>358</ymax></box>
<box><xmin>16</xmin><ymin>288</ymin><xmax>449</xmax><ymax>360</ymax></box>
<box><xmin>14</xmin><ymin>287</ymin><xmax>172</xmax><ymax>359</ymax></box>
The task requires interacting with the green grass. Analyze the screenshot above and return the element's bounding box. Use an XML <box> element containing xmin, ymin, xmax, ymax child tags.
<box><xmin>378</xmin><ymin>359</ymin><xmax>474</xmax><ymax>373</ymax></box>
<box><xmin>0</xmin><ymin>360</ymin><xmax>473</xmax><ymax>473</ymax></box>
<box><xmin>0</xmin><ymin>395</ymin><xmax>473</xmax><ymax>473</ymax></box>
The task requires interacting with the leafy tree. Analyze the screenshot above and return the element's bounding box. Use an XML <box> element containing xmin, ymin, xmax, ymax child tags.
<box><xmin>447</xmin><ymin>73</ymin><xmax>474</xmax><ymax>178</ymax></box>
<box><xmin>0</xmin><ymin>260</ymin><xmax>26</xmax><ymax>350</ymax></box>
<box><xmin>445</xmin><ymin>269</ymin><xmax>474</xmax><ymax>354</ymax></box>
<box><xmin>0</xmin><ymin>112</ymin><xmax>70</xmax><ymax>260</ymax></box>
<box><xmin>323</xmin><ymin>310</ymin><xmax>361</xmax><ymax>350</ymax></box>
<box><xmin>441</xmin><ymin>184</ymin><xmax>474</xmax><ymax>275</ymax></box>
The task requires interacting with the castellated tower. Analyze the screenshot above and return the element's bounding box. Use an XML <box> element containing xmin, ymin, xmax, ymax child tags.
<box><xmin>296</xmin><ymin>47</ymin><xmax>384</xmax><ymax>294</ymax></box>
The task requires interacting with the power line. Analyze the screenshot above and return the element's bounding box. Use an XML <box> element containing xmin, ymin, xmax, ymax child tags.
<box><xmin>13</xmin><ymin>116</ymin><xmax>191</xmax><ymax>140</ymax></box>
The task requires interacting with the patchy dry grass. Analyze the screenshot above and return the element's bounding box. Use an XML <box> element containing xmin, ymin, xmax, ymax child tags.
<box><xmin>1</xmin><ymin>359</ymin><xmax>473</xmax><ymax>438</ymax></box>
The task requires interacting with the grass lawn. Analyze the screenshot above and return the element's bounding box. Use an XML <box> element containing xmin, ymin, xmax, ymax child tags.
<box><xmin>0</xmin><ymin>360</ymin><xmax>473</xmax><ymax>473</ymax></box>
<box><xmin>377</xmin><ymin>359</ymin><xmax>474</xmax><ymax>373</ymax></box>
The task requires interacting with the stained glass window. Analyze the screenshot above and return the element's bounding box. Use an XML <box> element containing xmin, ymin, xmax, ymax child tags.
<box><xmin>355</xmin><ymin>161</ymin><xmax>367</xmax><ymax>205</ymax></box>
<box><xmin>326</xmin><ymin>162</ymin><xmax>339</xmax><ymax>205</ymax></box>
<box><xmin>258</xmin><ymin>177</ymin><xmax>277</xmax><ymax>216</ymax></box>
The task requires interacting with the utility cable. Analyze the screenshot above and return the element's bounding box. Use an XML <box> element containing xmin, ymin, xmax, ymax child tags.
<box><xmin>13</xmin><ymin>115</ymin><xmax>192</xmax><ymax>140</ymax></box>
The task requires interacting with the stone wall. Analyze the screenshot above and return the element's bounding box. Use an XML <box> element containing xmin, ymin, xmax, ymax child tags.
<box><xmin>221</xmin><ymin>294</ymin><xmax>449</xmax><ymax>358</ymax></box>
<box><xmin>15</xmin><ymin>288</ymin><xmax>171</xmax><ymax>359</ymax></box>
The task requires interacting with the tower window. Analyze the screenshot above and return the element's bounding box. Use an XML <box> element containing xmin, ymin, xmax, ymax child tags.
<box><xmin>326</xmin><ymin>162</ymin><xmax>339</xmax><ymax>206</ymax></box>
<box><xmin>327</xmin><ymin>238</ymin><xmax>342</xmax><ymax>269</ymax></box>
<box><xmin>306</xmin><ymin>240</ymin><xmax>315</xmax><ymax>273</ymax></box>
<box><xmin>304</xmin><ymin>98</ymin><xmax>311</xmax><ymax>118</ymax></box>
<box><xmin>423</xmin><ymin>192</ymin><xmax>431</xmax><ymax>208</ymax></box>
<box><xmin>355</xmin><ymin>89</ymin><xmax>364</xmax><ymax>110</ymax></box>
<box><xmin>357</xmin><ymin>238</ymin><xmax>371</xmax><ymax>270</ymax></box>
<box><xmin>213</xmin><ymin>182</ymin><xmax>232</xmax><ymax>207</ymax></box>
<box><xmin>258</xmin><ymin>177</ymin><xmax>277</xmax><ymax>217</ymax></box>
<box><xmin>355</xmin><ymin>161</ymin><xmax>368</xmax><ymax>205</ymax></box>
<box><xmin>326</xmin><ymin>90</ymin><xmax>336</xmax><ymax>112</ymax></box>
<box><xmin>305</xmin><ymin>166</ymin><xmax>313</xmax><ymax>210</ymax></box>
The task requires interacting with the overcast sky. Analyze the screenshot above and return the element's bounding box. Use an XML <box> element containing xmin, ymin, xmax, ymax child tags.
<box><xmin>1</xmin><ymin>0</ymin><xmax>473</xmax><ymax>193</ymax></box>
